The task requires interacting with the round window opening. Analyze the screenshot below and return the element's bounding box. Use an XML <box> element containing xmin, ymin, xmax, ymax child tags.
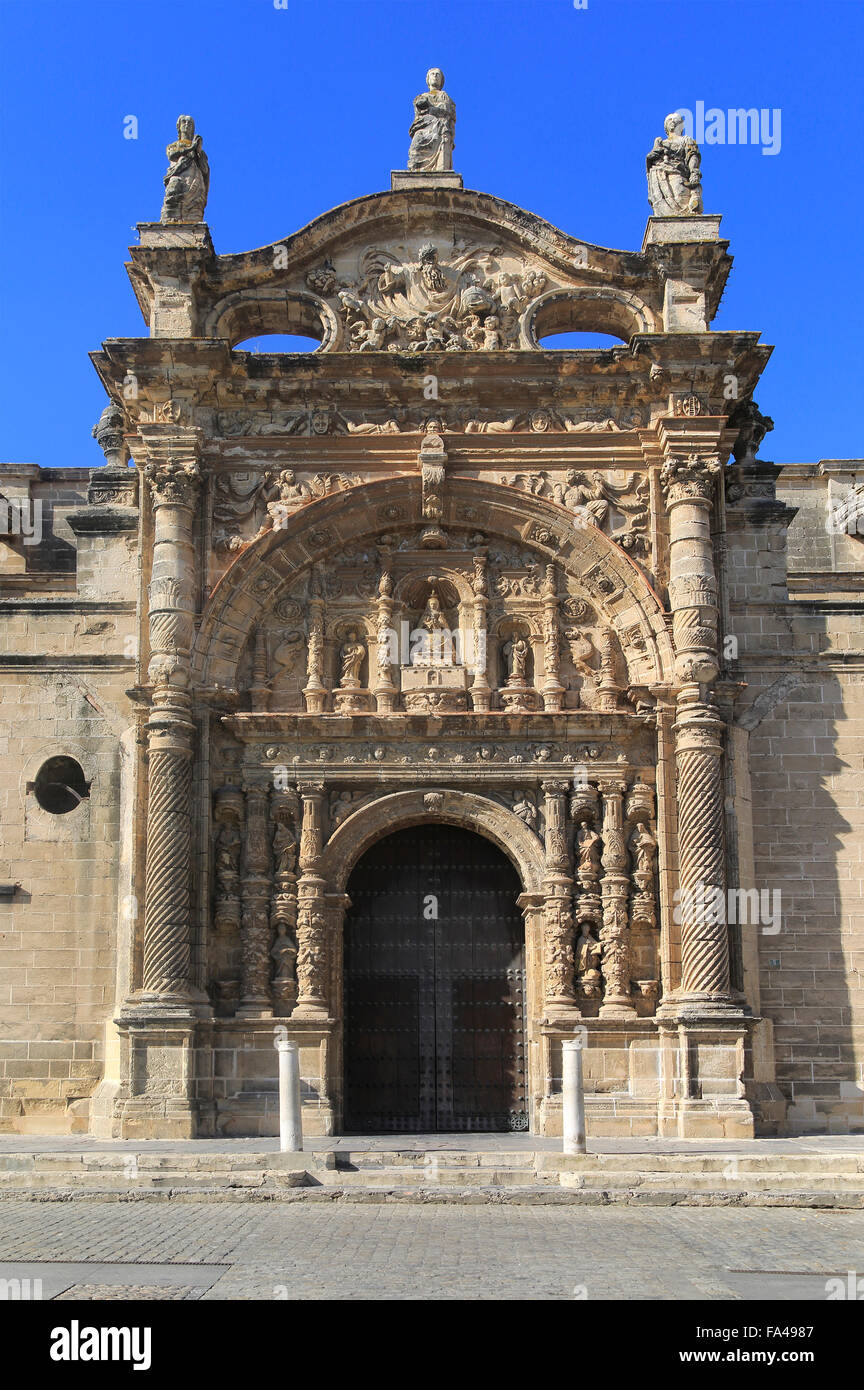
<box><xmin>33</xmin><ymin>756</ymin><xmax>90</xmax><ymax>815</ymax></box>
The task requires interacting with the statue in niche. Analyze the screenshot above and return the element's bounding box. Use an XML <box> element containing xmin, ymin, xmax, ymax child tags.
<box><xmin>214</xmin><ymin>821</ymin><xmax>242</xmax><ymax>887</ymax></box>
<box><xmin>408</xmin><ymin>582</ymin><xmax>456</xmax><ymax>669</ymax></box>
<box><xmin>271</xmin><ymin>922</ymin><xmax>297</xmax><ymax>987</ymax></box>
<box><xmin>504</xmin><ymin>635</ymin><xmax>530</xmax><ymax>684</ymax></box>
<box><xmin>575</xmin><ymin>922</ymin><xmax>603</xmax><ymax>996</ymax></box>
<box><xmin>646</xmin><ymin>112</ymin><xmax>703</xmax><ymax>216</ymax></box>
<box><xmin>576</xmin><ymin>819</ymin><xmax>602</xmax><ymax>877</ymax></box>
<box><xmin>339</xmin><ymin>630</ymin><xmax>366</xmax><ymax>688</ymax></box>
<box><xmin>407</xmin><ymin>67</ymin><xmax>456</xmax><ymax>172</ymax></box>
<box><xmin>160</xmin><ymin>115</ymin><xmax>210</xmax><ymax>222</ymax></box>
<box><xmin>272</xmin><ymin>822</ymin><xmax>297</xmax><ymax>876</ymax></box>
<box><xmin>629</xmin><ymin>822</ymin><xmax>657</xmax><ymax>880</ymax></box>
<box><xmin>421</xmin><ymin>591</ymin><xmax>448</xmax><ymax>634</ymax></box>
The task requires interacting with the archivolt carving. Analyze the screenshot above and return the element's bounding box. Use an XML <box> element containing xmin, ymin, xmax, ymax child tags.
<box><xmin>319</xmin><ymin>789</ymin><xmax>545</xmax><ymax>896</ymax></box>
<box><xmin>193</xmin><ymin>478</ymin><xmax>674</xmax><ymax>691</ymax></box>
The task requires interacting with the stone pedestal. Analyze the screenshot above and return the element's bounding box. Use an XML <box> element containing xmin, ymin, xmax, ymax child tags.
<box><xmin>391</xmin><ymin>170</ymin><xmax>463</xmax><ymax>191</ymax></box>
<box><xmin>401</xmin><ymin>664</ymin><xmax>468</xmax><ymax>712</ymax></box>
<box><xmin>333</xmin><ymin>687</ymin><xmax>373</xmax><ymax>715</ymax></box>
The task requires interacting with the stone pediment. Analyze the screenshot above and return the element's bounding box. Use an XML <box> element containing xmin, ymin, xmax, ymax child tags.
<box><xmin>126</xmin><ymin>187</ymin><xmax>725</xmax><ymax>349</ymax></box>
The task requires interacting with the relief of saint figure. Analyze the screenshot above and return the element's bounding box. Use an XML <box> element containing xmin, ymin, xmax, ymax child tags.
<box><xmin>408</xmin><ymin>68</ymin><xmax>456</xmax><ymax>172</ymax></box>
<box><xmin>160</xmin><ymin>115</ymin><xmax>209</xmax><ymax>222</ymax></box>
<box><xmin>646</xmin><ymin>113</ymin><xmax>703</xmax><ymax>216</ymax></box>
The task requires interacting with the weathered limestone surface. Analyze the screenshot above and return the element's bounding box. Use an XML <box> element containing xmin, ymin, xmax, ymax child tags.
<box><xmin>0</xmin><ymin>97</ymin><xmax>861</xmax><ymax>1141</ymax></box>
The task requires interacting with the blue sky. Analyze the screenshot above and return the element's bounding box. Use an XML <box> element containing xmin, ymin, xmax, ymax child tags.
<box><xmin>1</xmin><ymin>0</ymin><xmax>861</xmax><ymax>467</ymax></box>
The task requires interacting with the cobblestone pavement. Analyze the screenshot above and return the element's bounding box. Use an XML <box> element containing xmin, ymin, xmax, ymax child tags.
<box><xmin>1</xmin><ymin>1201</ymin><xmax>862</xmax><ymax>1300</ymax></box>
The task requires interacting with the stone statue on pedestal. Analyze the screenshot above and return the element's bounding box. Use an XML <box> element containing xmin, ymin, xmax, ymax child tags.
<box><xmin>646</xmin><ymin>113</ymin><xmax>703</xmax><ymax>215</ymax></box>
<box><xmin>339</xmin><ymin>630</ymin><xmax>366</xmax><ymax>688</ymax></box>
<box><xmin>161</xmin><ymin>115</ymin><xmax>209</xmax><ymax>223</ymax></box>
<box><xmin>505</xmin><ymin>636</ymin><xmax>530</xmax><ymax>684</ymax></box>
<box><xmin>576</xmin><ymin>922</ymin><xmax>603</xmax><ymax>997</ymax></box>
<box><xmin>408</xmin><ymin>68</ymin><xmax>456</xmax><ymax>172</ymax></box>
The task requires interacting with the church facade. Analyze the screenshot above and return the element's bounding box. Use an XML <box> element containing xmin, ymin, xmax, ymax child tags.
<box><xmin>1</xmin><ymin>82</ymin><xmax>862</xmax><ymax>1141</ymax></box>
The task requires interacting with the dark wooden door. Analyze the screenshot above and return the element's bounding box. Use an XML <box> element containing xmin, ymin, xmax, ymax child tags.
<box><xmin>343</xmin><ymin>824</ymin><xmax>527</xmax><ymax>1133</ymax></box>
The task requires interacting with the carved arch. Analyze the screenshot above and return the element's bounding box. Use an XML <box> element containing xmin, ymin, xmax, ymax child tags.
<box><xmin>319</xmin><ymin>788</ymin><xmax>545</xmax><ymax>896</ymax></box>
<box><xmin>524</xmin><ymin>287</ymin><xmax>661</xmax><ymax>346</ymax></box>
<box><xmin>204</xmin><ymin>288</ymin><xmax>341</xmax><ymax>349</ymax></box>
<box><xmin>192</xmin><ymin>475</ymin><xmax>674</xmax><ymax>688</ymax></box>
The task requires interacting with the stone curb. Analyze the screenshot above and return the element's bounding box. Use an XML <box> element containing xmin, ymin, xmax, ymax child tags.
<box><xmin>1</xmin><ymin>1185</ymin><xmax>862</xmax><ymax>1208</ymax></box>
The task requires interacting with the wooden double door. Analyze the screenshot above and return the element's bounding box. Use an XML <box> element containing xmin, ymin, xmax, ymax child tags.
<box><xmin>343</xmin><ymin>824</ymin><xmax>528</xmax><ymax>1133</ymax></box>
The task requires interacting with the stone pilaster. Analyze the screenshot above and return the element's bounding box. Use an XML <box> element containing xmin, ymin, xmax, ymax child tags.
<box><xmin>625</xmin><ymin>778</ymin><xmax>660</xmax><ymax>1004</ymax></box>
<box><xmin>540</xmin><ymin>564</ymin><xmax>565</xmax><ymax>713</ymax></box>
<box><xmin>212</xmin><ymin>783</ymin><xmax>243</xmax><ymax>936</ymax></box>
<box><xmin>374</xmin><ymin>564</ymin><xmax>398</xmax><ymax>714</ymax></box>
<box><xmin>598</xmin><ymin>779</ymin><xmax>636</xmax><ymax>1018</ymax></box>
<box><xmin>270</xmin><ymin>787</ymin><xmax>299</xmax><ymax>1015</ymax></box>
<box><xmin>469</xmin><ymin>552</ymin><xmax>491</xmax><ymax>712</ymax></box>
<box><xmin>303</xmin><ymin>569</ymin><xmax>328</xmax><ymax>714</ymax></box>
<box><xmin>238</xmin><ymin>783</ymin><xmax>273</xmax><ymax>1017</ymax></box>
<box><xmin>294</xmin><ymin>783</ymin><xmax>330</xmax><ymax>1018</ymax></box>
<box><xmin>541</xmin><ymin>779</ymin><xmax>578</xmax><ymax>1017</ymax></box>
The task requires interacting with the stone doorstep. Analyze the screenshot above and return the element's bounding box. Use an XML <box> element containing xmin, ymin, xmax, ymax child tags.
<box><xmin>309</xmin><ymin>1168</ymin><xmax>545</xmax><ymax>1189</ymax></box>
<box><xmin>3</xmin><ymin>1149</ymin><xmax>864</xmax><ymax>1177</ymax></box>
<box><xmin>542</xmin><ymin>1153</ymin><xmax>864</xmax><ymax>1174</ymax></box>
<box><xmin>0</xmin><ymin>1185</ymin><xmax>862</xmax><ymax>1209</ymax></box>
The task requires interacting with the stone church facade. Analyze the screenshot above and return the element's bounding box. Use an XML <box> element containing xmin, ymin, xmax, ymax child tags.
<box><xmin>1</xmin><ymin>89</ymin><xmax>862</xmax><ymax>1140</ymax></box>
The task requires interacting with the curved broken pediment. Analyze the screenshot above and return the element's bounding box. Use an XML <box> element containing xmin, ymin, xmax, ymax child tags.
<box><xmin>130</xmin><ymin>188</ymin><xmax>672</xmax><ymax>349</ymax></box>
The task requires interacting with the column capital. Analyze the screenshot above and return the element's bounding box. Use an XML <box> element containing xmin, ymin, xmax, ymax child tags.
<box><xmin>144</xmin><ymin>458</ymin><xmax>201</xmax><ymax>510</ymax></box>
<box><xmin>659</xmin><ymin>453</ymin><xmax>721</xmax><ymax>508</ymax></box>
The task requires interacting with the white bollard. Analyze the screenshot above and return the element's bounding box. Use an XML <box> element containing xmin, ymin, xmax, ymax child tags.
<box><xmin>276</xmin><ymin>1039</ymin><xmax>303</xmax><ymax>1152</ymax></box>
<box><xmin>562</xmin><ymin>1035</ymin><xmax>587</xmax><ymax>1155</ymax></box>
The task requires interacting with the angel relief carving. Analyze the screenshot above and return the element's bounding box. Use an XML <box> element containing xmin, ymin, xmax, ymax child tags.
<box><xmin>498</xmin><ymin>468</ymin><xmax>651</xmax><ymax>559</ymax></box>
<box><xmin>306</xmin><ymin>241</ymin><xmax>547</xmax><ymax>353</ymax></box>
<box><xmin>212</xmin><ymin>469</ymin><xmax>361</xmax><ymax>550</ymax></box>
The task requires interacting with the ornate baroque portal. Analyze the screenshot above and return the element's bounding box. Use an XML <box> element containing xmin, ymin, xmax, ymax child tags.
<box><xmin>85</xmin><ymin>81</ymin><xmax>779</xmax><ymax>1141</ymax></box>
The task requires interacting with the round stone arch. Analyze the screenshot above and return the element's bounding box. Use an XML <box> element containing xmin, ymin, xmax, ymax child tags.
<box><xmin>191</xmin><ymin>473</ymin><xmax>675</xmax><ymax>689</ymax></box>
<box><xmin>524</xmin><ymin>286</ymin><xmax>661</xmax><ymax>346</ymax></box>
<box><xmin>202</xmin><ymin>288</ymin><xmax>341</xmax><ymax>349</ymax></box>
<box><xmin>319</xmin><ymin>788</ymin><xmax>545</xmax><ymax>896</ymax></box>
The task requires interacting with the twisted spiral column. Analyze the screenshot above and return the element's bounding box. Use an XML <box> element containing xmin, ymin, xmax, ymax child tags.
<box><xmin>659</xmin><ymin>445</ymin><xmax>735</xmax><ymax>1012</ymax></box>
<box><xmin>674</xmin><ymin>691</ymin><xmax>732</xmax><ymax>1003</ymax></box>
<box><xmin>141</xmin><ymin>722</ymin><xmax>195</xmax><ymax>997</ymax></box>
<box><xmin>139</xmin><ymin>443</ymin><xmax>201</xmax><ymax>1005</ymax></box>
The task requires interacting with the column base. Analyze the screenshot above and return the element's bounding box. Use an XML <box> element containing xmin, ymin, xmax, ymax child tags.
<box><xmin>542</xmin><ymin>1000</ymin><xmax>582</xmax><ymax>1023</ymax></box>
<box><xmin>292</xmin><ymin>999</ymin><xmax>330</xmax><ymax>1021</ymax></box>
<box><xmin>657</xmin><ymin>991</ymin><xmax>747</xmax><ymax>1021</ymax></box>
<box><xmin>119</xmin><ymin>991</ymin><xmax>197</xmax><ymax>1024</ymax></box>
<box><xmin>599</xmin><ymin>995</ymin><xmax>638</xmax><ymax>1020</ymax></box>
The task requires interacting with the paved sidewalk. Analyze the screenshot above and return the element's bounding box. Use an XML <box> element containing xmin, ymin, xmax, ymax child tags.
<box><xmin>1</xmin><ymin>1200</ymin><xmax>862</xmax><ymax>1300</ymax></box>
